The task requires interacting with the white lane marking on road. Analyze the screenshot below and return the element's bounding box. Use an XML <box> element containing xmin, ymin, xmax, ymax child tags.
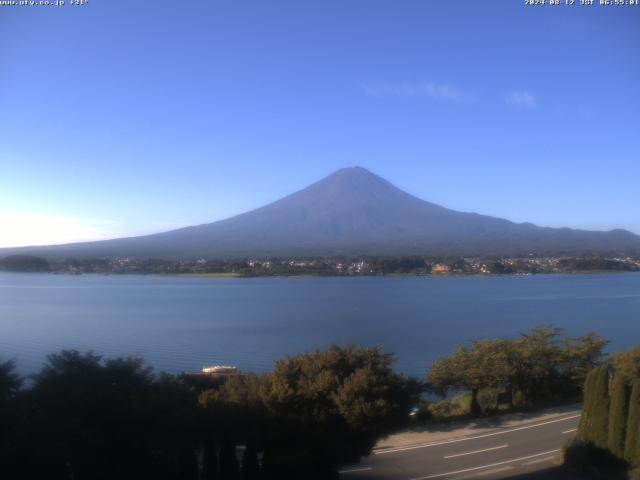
<box><xmin>444</xmin><ymin>444</ymin><xmax>509</xmax><ymax>459</ymax></box>
<box><xmin>521</xmin><ymin>455</ymin><xmax>557</xmax><ymax>466</ymax></box>
<box><xmin>410</xmin><ymin>449</ymin><xmax>561</xmax><ymax>479</ymax></box>
<box><xmin>375</xmin><ymin>414</ymin><xmax>580</xmax><ymax>455</ymax></box>
<box><xmin>338</xmin><ymin>467</ymin><xmax>373</xmax><ymax>474</ymax></box>
<box><xmin>562</xmin><ymin>428</ymin><xmax>577</xmax><ymax>434</ymax></box>
<box><xmin>457</xmin><ymin>466</ymin><xmax>514</xmax><ymax>479</ymax></box>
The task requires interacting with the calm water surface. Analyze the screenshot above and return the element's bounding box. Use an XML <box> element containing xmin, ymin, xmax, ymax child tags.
<box><xmin>1</xmin><ymin>272</ymin><xmax>639</xmax><ymax>377</ymax></box>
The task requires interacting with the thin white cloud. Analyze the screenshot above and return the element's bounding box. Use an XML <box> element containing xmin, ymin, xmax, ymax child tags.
<box><xmin>504</xmin><ymin>90</ymin><xmax>537</xmax><ymax>109</ymax></box>
<box><xmin>362</xmin><ymin>82</ymin><xmax>472</xmax><ymax>102</ymax></box>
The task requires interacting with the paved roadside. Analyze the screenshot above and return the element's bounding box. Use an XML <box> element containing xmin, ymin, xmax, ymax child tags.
<box><xmin>340</xmin><ymin>405</ymin><xmax>583</xmax><ymax>479</ymax></box>
<box><xmin>375</xmin><ymin>404</ymin><xmax>581</xmax><ymax>453</ymax></box>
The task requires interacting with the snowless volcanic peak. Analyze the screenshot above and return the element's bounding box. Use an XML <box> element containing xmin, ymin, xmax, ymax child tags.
<box><xmin>2</xmin><ymin>167</ymin><xmax>639</xmax><ymax>259</ymax></box>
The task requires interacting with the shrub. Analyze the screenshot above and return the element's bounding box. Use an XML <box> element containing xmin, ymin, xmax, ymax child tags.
<box><xmin>427</xmin><ymin>400</ymin><xmax>457</xmax><ymax>420</ymax></box>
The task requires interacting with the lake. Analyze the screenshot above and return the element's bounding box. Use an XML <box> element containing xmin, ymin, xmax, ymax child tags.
<box><xmin>1</xmin><ymin>272</ymin><xmax>639</xmax><ymax>378</ymax></box>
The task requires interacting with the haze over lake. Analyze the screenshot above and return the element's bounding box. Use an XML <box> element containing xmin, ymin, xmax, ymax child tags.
<box><xmin>2</xmin><ymin>272</ymin><xmax>639</xmax><ymax>377</ymax></box>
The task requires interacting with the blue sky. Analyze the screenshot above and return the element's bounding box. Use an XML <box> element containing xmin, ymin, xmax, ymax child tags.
<box><xmin>1</xmin><ymin>0</ymin><xmax>639</xmax><ymax>247</ymax></box>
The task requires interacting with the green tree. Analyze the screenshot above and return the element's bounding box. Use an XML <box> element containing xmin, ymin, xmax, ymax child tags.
<box><xmin>509</xmin><ymin>326</ymin><xmax>565</xmax><ymax>403</ymax></box>
<box><xmin>508</xmin><ymin>327</ymin><xmax>606</xmax><ymax>404</ymax></box>
<box><xmin>25</xmin><ymin>350</ymin><xmax>200</xmax><ymax>480</ymax></box>
<box><xmin>578</xmin><ymin>367</ymin><xmax>596</xmax><ymax>438</ymax></box>
<box><xmin>607</xmin><ymin>373</ymin><xmax>629</xmax><ymax>459</ymax></box>
<box><xmin>613</xmin><ymin>347</ymin><xmax>640</xmax><ymax>384</ymax></box>
<box><xmin>562</xmin><ymin>332</ymin><xmax>609</xmax><ymax>389</ymax></box>
<box><xmin>5</xmin><ymin>346</ymin><xmax>419</xmax><ymax>480</ymax></box>
<box><xmin>592</xmin><ymin>365</ymin><xmax>611</xmax><ymax>449</ymax></box>
<box><xmin>262</xmin><ymin>345</ymin><xmax>420</xmax><ymax>472</ymax></box>
<box><xmin>579</xmin><ymin>365</ymin><xmax>610</xmax><ymax>449</ymax></box>
<box><xmin>0</xmin><ymin>360</ymin><xmax>23</xmax><ymax>477</ymax></box>
<box><xmin>429</xmin><ymin>339</ymin><xmax>512</xmax><ymax>415</ymax></box>
<box><xmin>624</xmin><ymin>379</ymin><xmax>640</xmax><ymax>466</ymax></box>
<box><xmin>428</xmin><ymin>327</ymin><xmax>606</xmax><ymax>415</ymax></box>
<box><xmin>198</xmin><ymin>344</ymin><xmax>419</xmax><ymax>477</ymax></box>
<box><xmin>0</xmin><ymin>359</ymin><xmax>21</xmax><ymax>402</ymax></box>
<box><xmin>199</xmin><ymin>373</ymin><xmax>267</xmax><ymax>439</ymax></box>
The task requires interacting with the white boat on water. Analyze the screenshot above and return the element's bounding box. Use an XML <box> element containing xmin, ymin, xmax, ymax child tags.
<box><xmin>201</xmin><ymin>365</ymin><xmax>238</xmax><ymax>375</ymax></box>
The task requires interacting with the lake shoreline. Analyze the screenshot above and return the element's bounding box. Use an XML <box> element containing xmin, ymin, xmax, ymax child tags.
<box><xmin>2</xmin><ymin>269</ymin><xmax>638</xmax><ymax>279</ymax></box>
<box><xmin>174</xmin><ymin>270</ymin><xmax>640</xmax><ymax>279</ymax></box>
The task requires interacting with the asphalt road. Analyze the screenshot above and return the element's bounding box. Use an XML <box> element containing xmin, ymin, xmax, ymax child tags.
<box><xmin>340</xmin><ymin>412</ymin><xmax>581</xmax><ymax>480</ymax></box>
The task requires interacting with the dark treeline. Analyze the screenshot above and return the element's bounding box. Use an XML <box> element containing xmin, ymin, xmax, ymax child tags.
<box><xmin>0</xmin><ymin>326</ymin><xmax>613</xmax><ymax>479</ymax></box>
<box><xmin>0</xmin><ymin>346</ymin><xmax>420</xmax><ymax>480</ymax></box>
<box><xmin>1</xmin><ymin>254</ymin><xmax>639</xmax><ymax>276</ymax></box>
<box><xmin>0</xmin><ymin>254</ymin><xmax>50</xmax><ymax>272</ymax></box>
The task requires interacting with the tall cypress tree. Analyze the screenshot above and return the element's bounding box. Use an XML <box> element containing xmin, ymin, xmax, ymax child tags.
<box><xmin>625</xmin><ymin>379</ymin><xmax>640</xmax><ymax>467</ymax></box>
<box><xmin>607</xmin><ymin>373</ymin><xmax>629</xmax><ymax>459</ymax></box>
<box><xmin>591</xmin><ymin>365</ymin><xmax>611</xmax><ymax>449</ymax></box>
<box><xmin>578</xmin><ymin>367</ymin><xmax>597</xmax><ymax>441</ymax></box>
<box><xmin>579</xmin><ymin>366</ymin><xmax>610</xmax><ymax>448</ymax></box>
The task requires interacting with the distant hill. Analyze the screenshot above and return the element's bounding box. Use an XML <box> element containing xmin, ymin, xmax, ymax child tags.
<box><xmin>2</xmin><ymin>167</ymin><xmax>640</xmax><ymax>259</ymax></box>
